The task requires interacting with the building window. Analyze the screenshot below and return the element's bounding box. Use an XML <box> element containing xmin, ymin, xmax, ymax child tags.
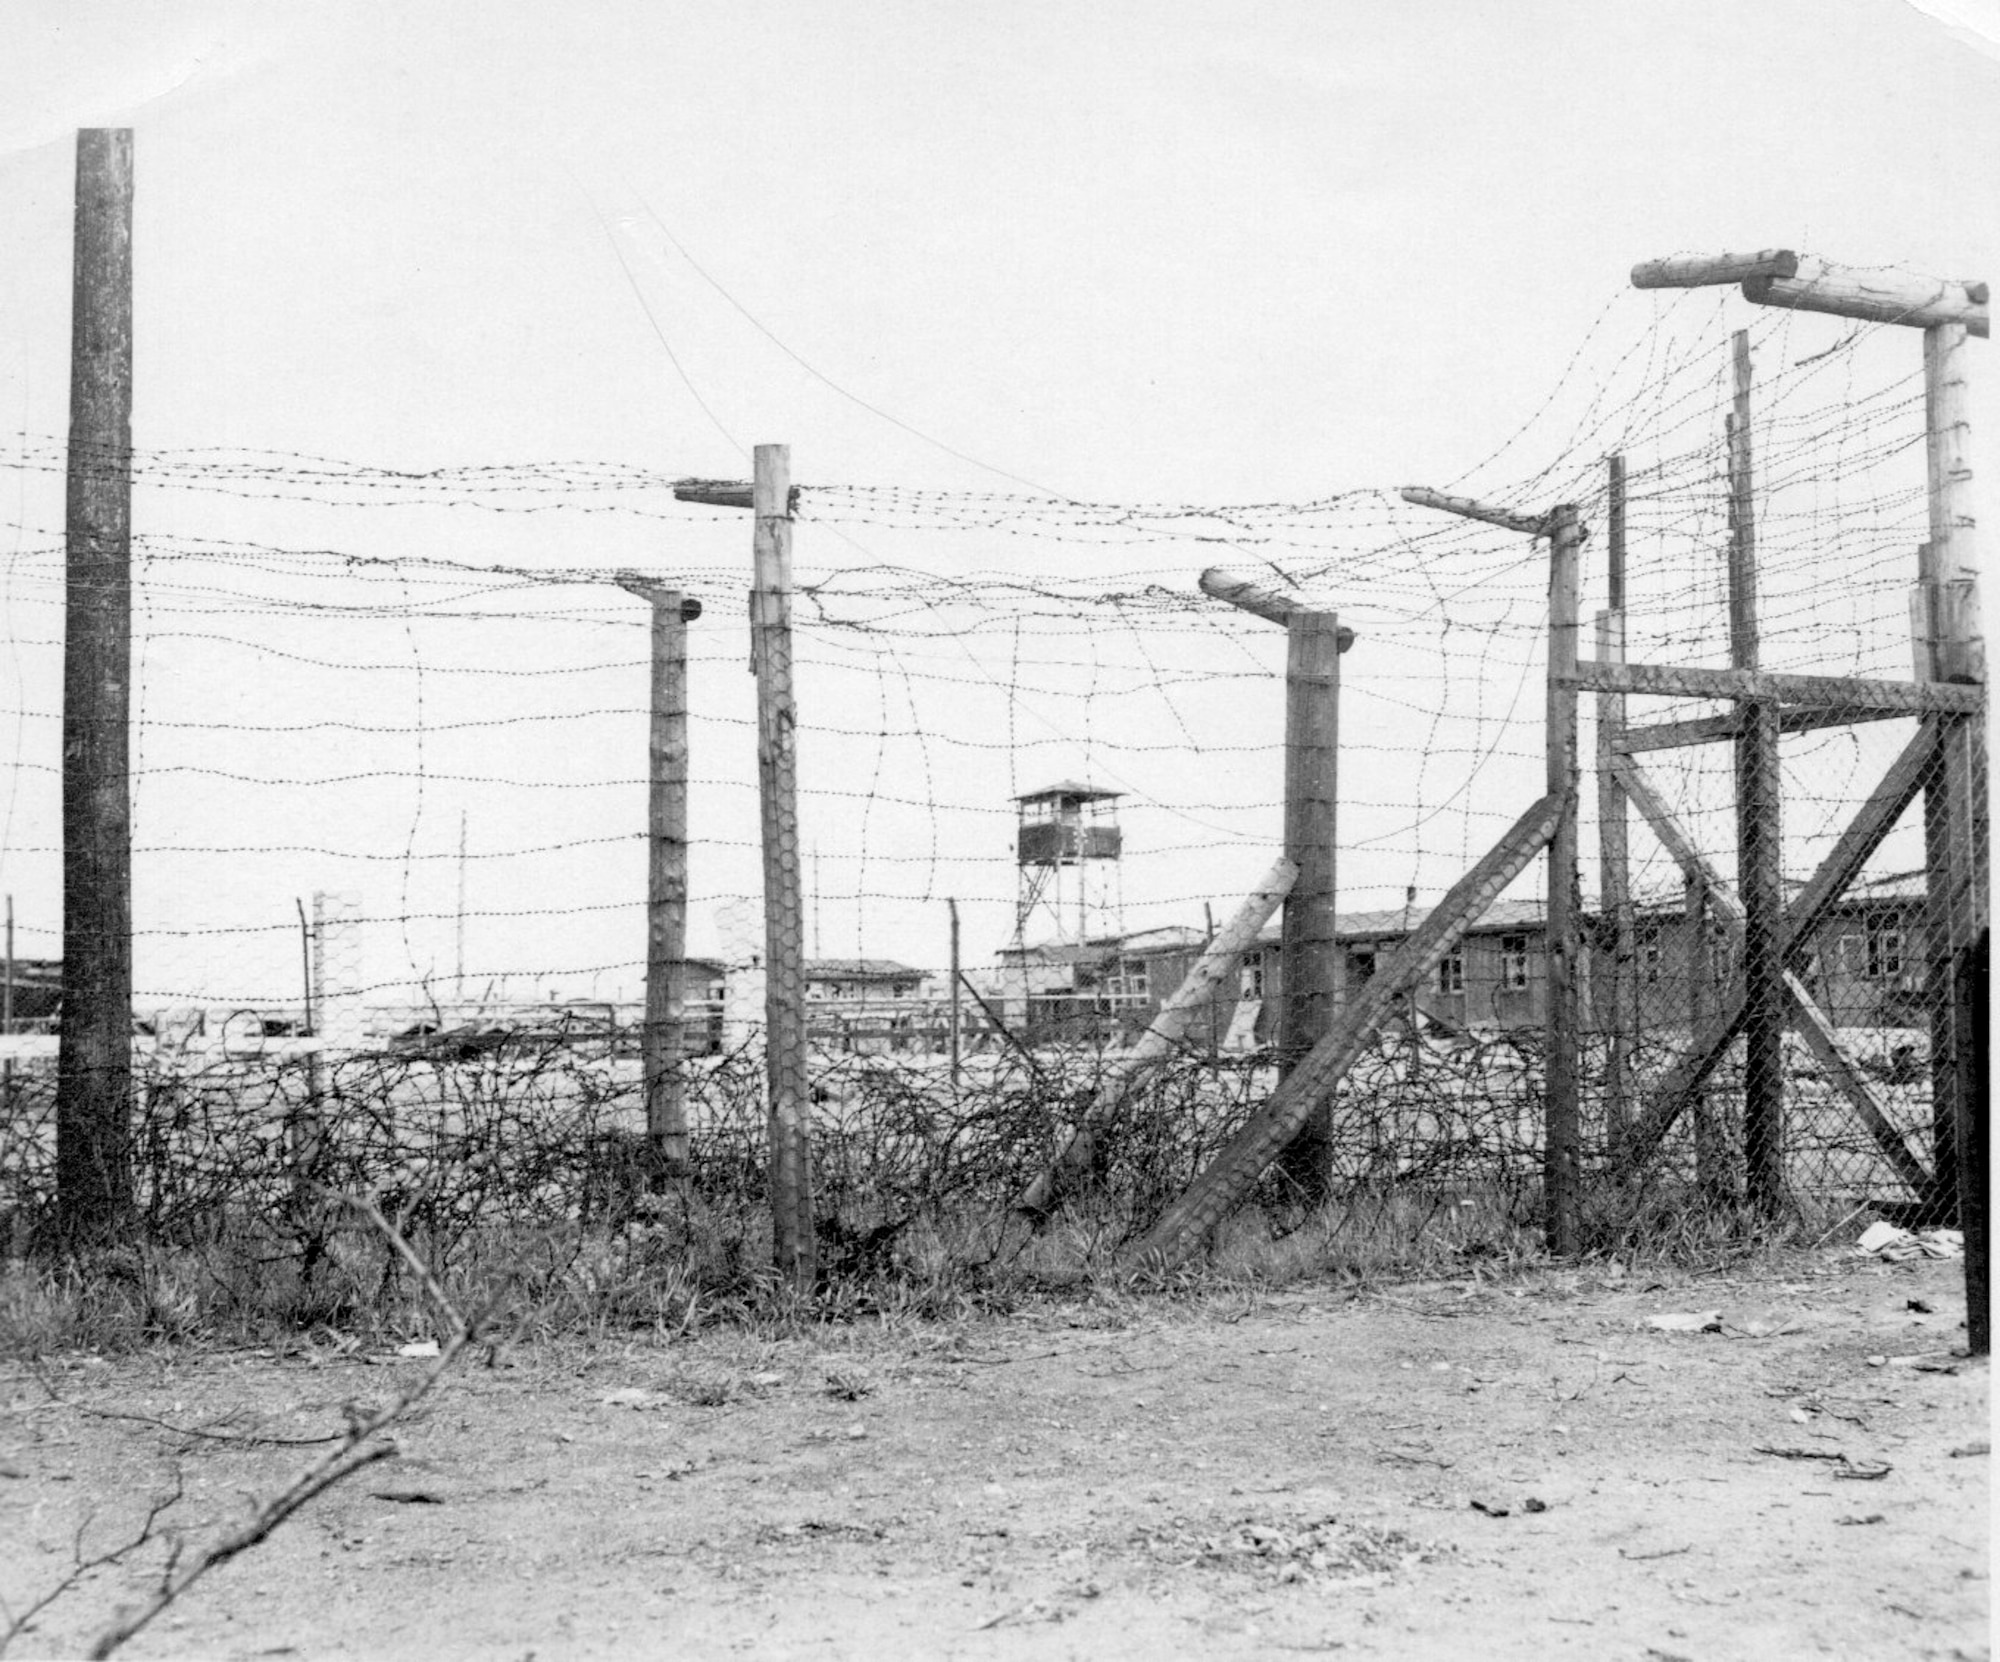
<box><xmin>1436</xmin><ymin>950</ymin><xmax>1464</xmax><ymax>995</ymax></box>
<box><xmin>1867</xmin><ymin>928</ymin><xmax>1906</xmax><ymax>980</ymax></box>
<box><xmin>1835</xmin><ymin>932</ymin><xmax>1864</xmax><ymax>975</ymax></box>
<box><xmin>1641</xmin><ymin>935</ymin><xmax>1665</xmax><ymax>985</ymax></box>
<box><xmin>1707</xmin><ymin>930</ymin><xmax>1735</xmax><ymax>985</ymax></box>
<box><xmin>1350</xmin><ymin>950</ymin><xmax>1377</xmax><ymax>986</ymax></box>
<box><xmin>1105</xmin><ymin>959</ymin><xmax>1150</xmax><ymax>1002</ymax></box>
<box><xmin>1240</xmin><ymin>957</ymin><xmax>1265</xmax><ymax>1001</ymax></box>
<box><xmin>1500</xmin><ymin>935</ymin><xmax>1529</xmax><ymax>989</ymax></box>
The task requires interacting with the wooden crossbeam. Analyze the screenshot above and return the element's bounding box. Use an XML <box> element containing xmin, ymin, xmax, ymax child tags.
<box><xmin>1399</xmin><ymin>487</ymin><xmax>1549</xmax><ymax>537</ymax></box>
<box><xmin>1743</xmin><ymin>260</ymin><xmax>1988</xmax><ymax>338</ymax></box>
<box><xmin>1631</xmin><ymin>250</ymin><xmax>1802</xmax><ymax>289</ymax></box>
<box><xmin>1128</xmin><ymin>792</ymin><xmax>1564</xmax><ymax>1270</ymax></box>
<box><xmin>1630</xmin><ymin>251</ymin><xmax>1989</xmax><ymax>335</ymax></box>
<box><xmin>1199</xmin><ymin>568</ymin><xmax>1356</xmax><ymax>646</ymax></box>
<box><xmin>674</xmin><ymin>478</ymin><xmax>803</xmax><ymax>512</ymax></box>
<box><xmin>1571</xmin><ymin>660</ymin><xmax>1983</xmax><ymax>715</ymax></box>
<box><xmin>1611</xmin><ymin>729</ymin><xmax>1938</xmax><ymax>1180</ymax></box>
<box><xmin>1613</xmin><ymin>705</ymin><xmax>1911</xmax><ymax>754</ymax></box>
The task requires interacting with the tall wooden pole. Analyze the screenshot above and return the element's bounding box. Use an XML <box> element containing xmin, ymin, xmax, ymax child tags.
<box><xmin>1544</xmin><ymin>505</ymin><xmax>1584</xmax><ymax>1255</ymax></box>
<box><xmin>1597</xmin><ymin>454</ymin><xmax>1636</xmax><ymax>1161</ymax></box>
<box><xmin>752</xmin><ymin>444</ymin><xmax>816</xmax><ymax>1287</ymax></box>
<box><xmin>1729</xmin><ymin>330</ymin><xmax>1786</xmax><ymax>1215</ymax></box>
<box><xmin>1920</xmin><ymin>321</ymin><xmax>1989</xmax><ymax>1228</ymax></box>
<box><xmin>55</xmin><ymin>128</ymin><xmax>135</xmax><ymax>1249</ymax></box>
<box><xmin>619</xmin><ymin>578</ymin><xmax>699</xmax><ymax>1179</ymax></box>
<box><xmin>1274</xmin><ymin>610</ymin><xmax>1346</xmax><ymax>1200</ymax></box>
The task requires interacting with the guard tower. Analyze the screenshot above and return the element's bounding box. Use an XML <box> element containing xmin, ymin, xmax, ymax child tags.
<box><xmin>1013</xmin><ymin>781</ymin><xmax>1124</xmax><ymax>945</ymax></box>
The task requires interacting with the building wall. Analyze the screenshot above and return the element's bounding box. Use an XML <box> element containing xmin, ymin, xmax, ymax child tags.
<box><xmin>1189</xmin><ymin>898</ymin><xmax>1928</xmax><ymax>1050</ymax></box>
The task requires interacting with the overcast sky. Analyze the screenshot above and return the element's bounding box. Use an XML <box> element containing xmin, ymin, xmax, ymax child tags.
<box><xmin>0</xmin><ymin>1</ymin><xmax>1994</xmax><ymax>1007</ymax></box>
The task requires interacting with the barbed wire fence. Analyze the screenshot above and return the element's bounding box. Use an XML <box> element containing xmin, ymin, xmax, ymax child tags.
<box><xmin>0</xmin><ymin>272</ymin><xmax>1985</xmax><ymax>1294</ymax></box>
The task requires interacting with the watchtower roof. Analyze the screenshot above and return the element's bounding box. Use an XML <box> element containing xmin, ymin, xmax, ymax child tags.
<box><xmin>1014</xmin><ymin>780</ymin><xmax>1123</xmax><ymax>805</ymax></box>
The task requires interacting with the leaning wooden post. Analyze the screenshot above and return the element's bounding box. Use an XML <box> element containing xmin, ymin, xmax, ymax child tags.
<box><xmin>1016</xmin><ymin>856</ymin><xmax>1296</xmax><ymax>1223</ymax></box>
<box><xmin>618</xmin><ymin>577</ymin><xmax>701</xmax><ymax>1181</ymax></box>
<box><xmin>55</xmin><ymin>128</ymin><xmax>135</xmax><ymax>1249</ymax></box>
<box><xmin>1729</xmin><ymin>330</ymin><xmax>1787</xmax><ymax>1216</ymax></box>
<box><xmin>1544</xmin><ymin>504</ymin><xmax>1585</xmax><ymax>1256</ymax></box>
<box><xmin>751</xmin><ymin>446</ymin><xmax>816</xmax><ymax>1287</ymax></box>
<box><xmin>1597</xmin><ymin>454</ymin><xmax>1636</xmax><ymax>1161</ymax></box>
<box><xmin>1131</xmin><ymin>794</ymin><xmax>1563</xmax><ymax>1270</ymax></box>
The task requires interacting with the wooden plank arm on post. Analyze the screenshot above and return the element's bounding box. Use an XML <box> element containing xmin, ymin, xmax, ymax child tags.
<box><xmin>616</xmin><ymin>573</ymin><xmax>705</xmax><ymax>622</ymax></box>
<box><xmin>1631</xmin><ymin>251</ymin><xmax>1802</xmax><ymax>289</ymax></box>
<box><xmin>1014</xmin><ymin>856</ymin><xmax>1296</xmax><ymax>1222</ymax></box>
<box><xmin>1743</xmin><ymin>262</ymin><xmax>1989</xmax><ymax>339</ymax></box>
<box><xmin>1199</xmin><ymin>568</ymin><xmax>1356</xmax><ymax>647</ymax></box>
<box><xmin>674</xmin><ymin>479</ymin><xmax>805</xmax><ymax>512</ymax></box>
<box><xmin>1127</xmin><ymin>791</ymin><xmax>1564</xmax><ymax>1271</ymax></box>
<box><xmin>1399</xmin><ymin>487</ymin><xmax>1549</xmax><ymax>537</ymax></box>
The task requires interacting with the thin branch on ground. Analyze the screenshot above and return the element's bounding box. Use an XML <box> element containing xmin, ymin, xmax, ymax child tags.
<box><xmin>32</xmin><ymin>1368</ymin><xmax>344</xmax><ymax>1448</ymax></box>
<box><xmin>0</xmin><ymin>1476</ymin><xmax>187</xmax><ymax>1659</ymax></box>
<box><xmin>83</xmin><ymin>1195</ymin><xmax>497</xmax><ymax>1661</ymax></box>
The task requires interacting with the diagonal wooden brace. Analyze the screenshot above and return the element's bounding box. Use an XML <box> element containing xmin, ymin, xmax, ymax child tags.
<box><xmin>1014</xmin><ymin>856</ymin><xmax>1296</xmax><ymax>1223</ymax></box>
<box><xmin>1127</xmin><ymin>792</ymin><xmax>1564</xmax><ymax>1271</ymax></box>
<box><xmin>1611</xmin><ymin>729</ymin><xmax>1938</xmax><ymax>1182</ymax></box>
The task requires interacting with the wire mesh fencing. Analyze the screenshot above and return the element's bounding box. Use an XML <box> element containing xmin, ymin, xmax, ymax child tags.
<box><xmin>0</xmin><ymin>276</ymin><xmax>1985</xmax><ymax>1278</ymax></box>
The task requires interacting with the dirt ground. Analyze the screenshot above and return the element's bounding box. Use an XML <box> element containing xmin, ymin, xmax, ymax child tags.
<box><xmin>2</xmin><ymin>1250</ymin><xmax>1988</xmax><ymax>1661</ymax></box>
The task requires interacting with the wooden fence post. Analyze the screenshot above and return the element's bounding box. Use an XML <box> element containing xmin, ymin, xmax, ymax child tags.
<box><xmin>1684</xmin><ymin>870</ymin><xmax>1730</xmax><ymax>1204</ymax></box>
<box><xmin>1276</xmin><ymin>609</ymin><xmax>1346</xmax><ymax>1199</ymax></box>
<box><xmin>1597</xmin><ymin>455</ymin><xmax>1636</xmax><ymax>1164</ymax></box>
<box><xmin>55</xmin><ymin>128</ymin><xmax>135</xmax><ymax>1249</ymax></box>
<box><xmin>619</xmin><ymin>578</ymin><xmax>700</xmax><ymax>1181</ymax></box>
<box><xmin>1194</xmin><ymin>570</ymin><xmax>1355</xmax><ymax>1202</ymax></box>
<box><xmin>1544</xmin><ymin>504</ymin><xmax>1584</xmax><ymax>1256</ymax></box>
<box><xmin>1728</xmin><ymin>331</ymin><xmax>1787</xmax><ymax>1216</ymax></box>
<box><xmin>751</xmin><ymin>445</ymin><xmax>816</xmax><ymax>1288</ymax></box>
<box><xmin>1921</xmin><ymin>321</ymin><xmax>1989</xmax><ymax>1224</ymax></box>
<box><xmin>947</xmin><ymin>898</ymin><xmax>962</xmax><ymax>1090</ymax></box>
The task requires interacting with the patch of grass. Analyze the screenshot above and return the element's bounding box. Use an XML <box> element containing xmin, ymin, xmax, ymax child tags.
<box><xmin>1</xmin><ymin>1166</ymin><xmax>1886</xmax><ymax>1365</ymax></box>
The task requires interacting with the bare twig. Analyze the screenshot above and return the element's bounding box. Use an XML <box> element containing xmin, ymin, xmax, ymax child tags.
<box><xmin>0</xmin><ymin>1476</ymin><xmax>186</xmax><ymax>1658</ymax></box>
<box><xmin>83</xmin><ymin>1196</ymin><xmax>494</xmax><ymax>1660</ymax></box>
<box><xmin>33</xmin><ymin>1367</ymin><xmax>343</xmax><ymax>1448</ymax></box>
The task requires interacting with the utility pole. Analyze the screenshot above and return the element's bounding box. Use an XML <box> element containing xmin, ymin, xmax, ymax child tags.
<box><xmin>55</xmin><ymin>128</ymin><xmax>135</xmax><ymax>1249</ymax></box>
